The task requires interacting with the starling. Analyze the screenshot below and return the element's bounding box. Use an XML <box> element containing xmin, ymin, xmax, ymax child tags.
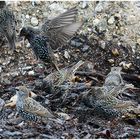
<box><xmin>19</xmin><ymin>7</ymin><xmax>82</xmax><ymax>71</ymax></box>
<box><xmin>15</xmin><ymin>86</ymin><xmax>55</xmax><ymax>122</ymax></box>
<box><xmin>44</xmin><ymin>60</ymin><xmax>84</xmax><ymax>86</ymax></box>
<box><xmin>0</xmin><ymin>1</ymin><xmax>16</xmax><ymax>50</ymax></box>
<box><xmin>19</xmin><ymin>28</ymin><xmax>60</xmax><ymax>72</ymax></box>
<box><xmin>104</xmin><ymin>67</ymin><xmax>124</xmax><ymax>92</ymax></box>
<box><xmin>83</xmin><ymin>87</ymin><xmax>136</xmax><ymax>119</ymax></box>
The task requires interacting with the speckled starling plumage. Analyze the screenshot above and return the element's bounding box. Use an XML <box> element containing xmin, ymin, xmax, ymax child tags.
<box><xmin>83</xmin><ymin>87</ymin><xmax>136</xmax><ymax>119</ymax></box>
<box><xmin>0</xmin><ymin>1</ymin><xmax>16</xmax><ymax>50</ymax></box>
<box><xmin>44</xmin><ymin>60</ymin><xmax>84</xmax><ymax>86</ymax></box>
<box><xmin>19</xmin><ymin>7</ymin><xmax>82</xmax><ymax>72</ymax></box>
<box><xmin>15</xmin><ymin>86</ymin><xmax>55</xmax><ymax>122</ymax></box>
<box><xmin>19</xmin><ymin>29</ymin><xmax>60</xmax><ymax>71</ymax></box>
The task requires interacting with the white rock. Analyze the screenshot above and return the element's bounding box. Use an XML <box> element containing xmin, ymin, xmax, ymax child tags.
<box><xmin>10</xmin><ymin>72</ymin><xmax>19</xmax><ymax>77</ymax></box>
<box><xmin>28</xmin><ymin>70</ymin><xmax>35</xmax><ymax>76</ymax></box>
<box><xmin>93</xmin><ymin>19</ymin><xmax>100</xmax><ymax>25</ymax></box>
<box><xmin>31</xmin><ymin>17</ymin><xmax>39</xmax><ymax>26</ymax></box>
<box><xmin>25</xmin><ymin>15</ymin><xmax>30</xmax><ymax>19</ymax></box>
<box><xmin>49</xmin><ymin>3</ymin><xmax>65</xmax><ymax>12</ymax></box>
<box><xmin>82</xmin><ymin>45</ymin><xmax>89</xmax><ymax>52</ymax></box>
<box><xmin>108</xmin><ymin>16</ymin><xmax>115</xmax><ymax>24</ymax></box>
<box><xmin>22</xmin><ymin>66</ymin><xmax>32</xmax><ymax>71</ymax></box>
<box><xmin>26</xmin><ymin>43</ymin><xmax>31</xmax><ymax>48</ymax></box>
<box><xmin>64</xmin><ymin>51</ymin><xmax>70</xmax><ymax>59</ymax></box>
<box><xmin>82</xmin><ymin>1</ymin><xmax>88</xmax><ymax>9</ymax></box>
<box><xmin>43</xmin><ymin>12</ymin><xmax>48</xmax><ymax>17</ymax></box>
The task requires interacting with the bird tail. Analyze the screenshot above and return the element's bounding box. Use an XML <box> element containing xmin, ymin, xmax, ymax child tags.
<box><xmin>6</xmin><ymin>33</ymin><xmax>16</xmax><ymax>50</ymax></box>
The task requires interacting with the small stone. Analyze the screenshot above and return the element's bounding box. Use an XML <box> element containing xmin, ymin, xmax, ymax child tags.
<box><xmin>111</xmin><ymin>48</ymin><xmax>119</xmax><ymax>56</ymax></box>
<box><xmin>28</xmin><ymin>70</ymin><xmax>35</xmax><ymax>76</ymax></box>
<box><xmin>22</xmin><ymin>66</ymin><xmax>32</xmax><ymax>71</ymax></box>
<box><xmin>82</xmin><ymin>45</ymin><xmax>89</xmax><ymax>52</ymax></box>
<box><xmin>31</xmin><ymin>17</ymin><xmax>39</xmax><ymax>26</ymax></box>
<box><xmin>26</xmin><ymin>43</ymin><xmax>31</xmax><ymax>48</ymax></box>
<box><xmin>43</xmin><ymin>12</ymin><xmax>48</xmax><ymax>17</ymax></box>
<box><xmin>64</xmin><ymin>51</ymin><xmax>70</xmax><ymax>59</ymax></box>
<box><xmin>54</xmin><ymin>53</ymin><xmax>59</xmax><ymax>61</ymax></box>
<box><xmin>95</xmin><ymin>19</ymin><xmax>107</xmax><ymax>33</ymax></box>
<box><xmin>49</xmin><ymin>3</ymin><xmax>65</xmax><ymax>12</ymax></box>
<box><xmin>114</xmin><ymin>13</ymin><xmax>121</xmax><ymax>19</ymax></box>
<box><xmin>95</xmin><ymin>3</ymin><xmax>103</xmax><ymax>13</ymax></box>
<box><xmin>3</xmin><ymin>131</ymin><xmax>22</xmax><ymax>137</ymax></box>
<box><xmin>10</xmin><ymin>72</ymin><xmax>19</xmax><ymax>77</ymax></box>
<box><xmin>82</xmin><ymin>1</ymin><xmax>88</xmax><ymax>9</ymax></box>
<box><xmin>3</xmin><ymin>78</ymin><xmax>11</xmax><ymax>85</ymax></box>
<box><xmin>99</xmin><ymin>41</ymin><xmax>106</xmax><ymax>49</ymax></box>
<box><xmin>57</xmin><ymin>112</ymin><xmax>70</xmax><ymax>120</ymax></box>
<box><xmin>25</xmin><ymin>15</ymin><xmax>30</xmax><ymax>19</ymax></box>
<box><xmin>93</xmin><ymin>18</ymin><xmax>100</xmax><ymax>25</ymax></box>
<box><xmin>45</xmin><ymin>99</ymin><xmax>49</xmax><ymax>105</ymax></box>
<box><xmin>108</xmin><ymin>59</ymin><xmax>114</xmax><ymax>64</ymax></box>
<box><xmin>108</xmin><ymin>16</ymin><xmax>115</xmax><ymax>24</ymax></box>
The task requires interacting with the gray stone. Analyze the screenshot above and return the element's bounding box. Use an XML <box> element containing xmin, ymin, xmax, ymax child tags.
<box><xmin>3</xmin><ymin>131</ymin><xmax>22</xmax><ymax>137</ymax></box>
<box><xmin>31</xmin><ymin>17</ymin><xmax>39</xmax><ymax>26</ymax></box>
<box><xmin>82</xmin><ymin>45</ymin><xmax>90</xmax><ymax>52</ymax></box>
<box><xmin>108</xmin><ymin>16</ymin><xmax>115</xmax><ymax>24</ymax></box>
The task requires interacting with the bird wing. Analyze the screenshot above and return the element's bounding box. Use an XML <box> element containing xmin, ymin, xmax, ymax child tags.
<box><xmin>24</xmin><ymin>97</ymin><xmax>54</xmax><ymax>118</ymax></box>
<box><xmin>41</xmin><ymin>7</ymin><xmax>82</xmax><ymax>49</ymax></box>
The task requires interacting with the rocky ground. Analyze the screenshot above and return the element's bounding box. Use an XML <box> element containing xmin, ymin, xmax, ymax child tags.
<box><xmin>0</xmin><ymin>1</ymin><xmax>140</xmax><ymax>139</ymax></box>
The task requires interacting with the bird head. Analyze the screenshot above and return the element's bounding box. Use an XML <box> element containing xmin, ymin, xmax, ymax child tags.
<box><xmin>19</xmin><ymin>26</ymin><xmax>40</xmax><ymax>39</ymax></box>
<box><xmin>15</xmin><ymin>86</ymin><xmax>29</xmax><ymax>99</ymax></box>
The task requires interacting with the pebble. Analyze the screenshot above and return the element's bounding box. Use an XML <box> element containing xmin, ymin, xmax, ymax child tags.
<box><xmin>22</xmin><ymin>66</ymin><xmax>32</xmax><ymax>71</ymax></box>
<box><xmin>99</xmin><ymin>40</ymin><xmax>106</xmax><ymax>49</ymax></box>
<box><xmin>49</xmin><ymin>3</ymin><xmax>65</xmax><ymax>12</ymax></box>
<box><xmin>64</xmin><ymin>51</ymin><xmax>70</xmax><ymax>59</ymax></box>
<box><xmin>26</xmin><ymin>43</ymin><xmax>31</xmax><ymax>48</ymax></box>
<box><xmin>108</xmin><ymin>16</ymin><xmax>115</xmax><ymax>24</ymax></box>
<box><xmin>70</xmin><ymin>40</ymin><xmax>83</xmax><ymax>47</ymax></box>
<box><xmin>3</xmin><ymin>131</ymin><xmax>22</xmax><ymax>137</ymax></box>
<box><xmin>45</xmin><ymin>99</ymin><xmax>49</xmax><ymax>105</ymax></box>
<box><xmin>82</xmin><ymin>1</ymin><xmax>88</xmax><ymax>9</ymax></box>
<box><xmin>43</xmin><ymin>12</ymin><xmax>48</xmax><ymax>17</ymax></box>
<box><xmin>25</xmin><ymin>15</ymin><xmax>30</xmax><ymax>19</ymax></box>
<box><xmin>95</xmin><ymin>19</ymin><xmax>107</xmax><ymax>33</ymax></box>
<box><xmin>28</xmin><ymin>70</ymin><xmax>35</xmax><ymax>76</ymax></box>
<box><xmin>82</xmin><ymin>44</ymin><xmax>89</xmax><ymax>52</ymax></box>
<box><xmin>10</xmin><ymin>72</ymin><xmax>19</xmax><ymax>77</ymax></box>
<box><xmin>93</xmin><ymin>18</ymin><xmax>100</xmax><ymax>25</ymax></box>
<box><xmin>2</xmin><ymin>78</ymin><xmax>11</xmax><ymax>85</ymax></box>
<box><xmin>31</xmin><ymin>17</ymin><xmax>39</xmax><ymax>26</ymax></box>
